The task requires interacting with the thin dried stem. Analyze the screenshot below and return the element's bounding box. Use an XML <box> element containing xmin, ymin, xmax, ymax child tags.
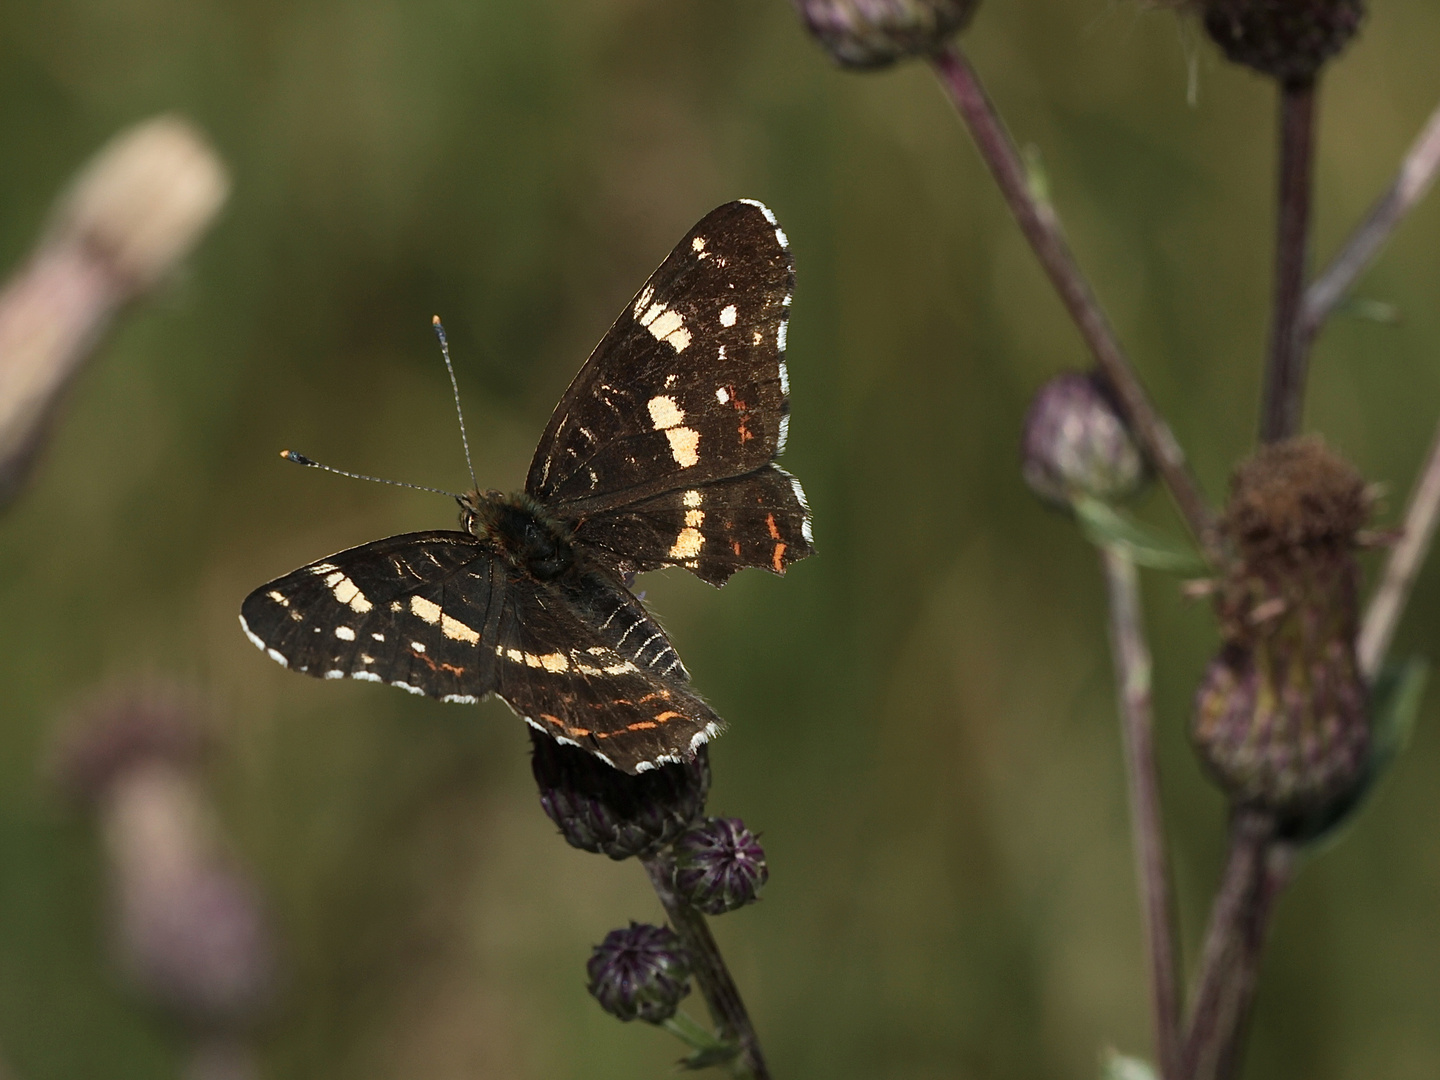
<box><xmin>1358</xmin><ymin>417</ymin><xmax>1440</xmax><ymax>680</ymax></box>
<box><xmin>1100</xmin><ymin>545</ymin><xmax>1183</xmax><ymax>1080</ymax></box>
<box><xmin>1180</xmin><ymin>809</ymin><xmax>1277</xmax><ymax>1080</ymax></box>
<box><xmin>1259</xmin><ymin>80</ymin><xmax>1318</xmax><ymax>443</ymax></box>
<box><xmin>930</xmin><ymin>44</ymin><xmax>1220</xmax><ymax>561</ymax></box>
<box><xmin>1303</xmin><ymin>98</ymin><xmax>1440</xmax><ymax>345</ymax></box>
<box><xmin>643</xmin><ymin>855</ymin><xmax>770</xmax><ymax>1080</ymax></box>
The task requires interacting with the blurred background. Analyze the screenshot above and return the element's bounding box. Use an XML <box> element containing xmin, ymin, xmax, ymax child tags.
<box><xmin>1</xmin><ymin>0</ymin><xmax>1439</xmax><ymax>1077</ymax></box>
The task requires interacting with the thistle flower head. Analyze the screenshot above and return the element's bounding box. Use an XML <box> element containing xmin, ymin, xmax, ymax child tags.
<box><xmin>672</xmin><ymin>817</ymin><xmax>769</xmax><ymax>916</ymax></box>
<box><xmin>1194</xmin><ymin>0</ymin><xmax>1364</xmax><ymax>83</ymax></box>
<box><xmin>792</xmin><ymin>0</ymin><xmax>981</xmax><ymax>69</ymax></box>
<box><xmin>530</xmin><ymin>730</ymin><xmax>709</xmax><ymax>860</ymax></box>
<box><xmin>1193</xmin><ymin>438</ymin><xmax>1372</xmax><ymax>819</ymax></box>
<box><xmin>586</xmin><ymin>922</ymin><xmax>692</xmax><ymax>1024</ymax></box>
<box><xmin>1021</xmin><ymin>371</ymin><xmax>1148</xmax><ymax>509</ymax></box>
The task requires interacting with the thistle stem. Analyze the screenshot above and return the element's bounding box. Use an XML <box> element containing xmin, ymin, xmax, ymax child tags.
<box><xmin>1302</xmin><ymin>98</ymin><xmax>1440</xmax><ymax>345</ymax></box>
<box><xmin>1180</xmin><ymin>809</ymin><xmax>1278</xmax><ymax>1080</ymax></box>
<box><xmin>1259</xmin><ymin>79</ymin><xmax>1318</xmax><ymax>444</ymax></box>
<box><xmin>1100</xmin><ymin>545</ymin><xmax>1183</xmax><ymax>1080</ymax></box>
<box><xmin>642</xmin><ymin>855</ymin><xmax>770</xmax><ymax>1080</ymax></box>
<box><xmin>1357</xmin><ymin>415</ymin><xmax>1440</xmax><ymax>680</ymax></box>
<box><xmin>1210</xmin><ymin>844</ymin><xmax>1296</xmax><ymax>1080</ymax></box>
<box><xmin>930</xmin><ymin>44</ymin><xmax>1220</xmax><ymax>561</ymax></box>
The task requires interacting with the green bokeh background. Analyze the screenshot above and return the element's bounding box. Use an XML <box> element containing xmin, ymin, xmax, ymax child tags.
<box><xmin>2</xmin><ymin>1</ymin><xmax>1439</xmax><ymax>1077</ymax></box>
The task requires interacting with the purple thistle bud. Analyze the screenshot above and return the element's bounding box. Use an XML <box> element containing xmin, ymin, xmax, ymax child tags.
<box><xmin>792</xmin><ymin>0</ymin><xmax>981</xmax><ymax>69</ymax></box>
<box><xmin>530</xmin><ymin>729</ymin><xmax>709</xmax><ymax>861</ymax></box>
<box><xmin>1021</xmin><ymin>371</ymin><xmax>1148</xmax><ymax>509</ymax></box>
<box><xmin>672</xmin><ymin>817</ymin><xmax>769</xmax><ymax>916</ymax></box>
<box><xmin>586</xmin><ymin>922</ymin><xmax>692</xmax><ymax>1024</ymax></box>
<box><xmin>1196</xmin><ymin>0</ymin><xmax>1363</xmax><ymax>83</ymax></box>
<box><xmin>1193</xmin><ymin>438</ymin><xmax>1372</xmax><ymax>820</ymax></box>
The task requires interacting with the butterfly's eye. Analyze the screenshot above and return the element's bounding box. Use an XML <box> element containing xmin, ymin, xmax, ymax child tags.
<box><xmin>459</xmin><ymin>507</ymin><xmax>476</xmax><ymax>534</ymax></box>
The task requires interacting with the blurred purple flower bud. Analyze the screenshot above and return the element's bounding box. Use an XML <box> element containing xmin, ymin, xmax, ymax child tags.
<box><xmin>53</xmin><ymin>691</ymin><xmax>278</xmax><ymax>1030</ymax></box>
<box><xmin>792</xmin><ymin>0</ymin><xmax>980</xmax><ymax>69</ymax></box>
<box><xmin>530</xmin><ymin>729</ymin><xmax>709</xmax><ymax>861</ymax></box>
<box><xmin>586</xmin><ymin>922</ymin><xmax>692</xmax><ymax>1024</ymax></box>
<box><xmin>1021</xmin><ymin>371</ymin><xmax>1147</xmax><ymax>509</ymax></box>
<box><xmin>1196</xmin><ymin>0</ymin><xmax>1363</xmax><ymax>83</ymax></box>
<box><xmin>672</xmin><ymin>817</ymin><xmax>768</xmax><ymax>916</ymax></box>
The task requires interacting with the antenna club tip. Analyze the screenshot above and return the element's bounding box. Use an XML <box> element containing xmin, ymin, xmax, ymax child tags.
<box><xmin>280</xmin><ymin>449</ymin><xmax>314</xmax><ymax>466</ymax></box>
<box><xmin>431</xmin><ymin>314</ymin><xmax>441</xmax><ymax>326</ymax></box>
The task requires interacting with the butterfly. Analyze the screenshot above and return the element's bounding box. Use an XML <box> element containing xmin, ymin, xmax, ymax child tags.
<box><xmin>239</xmin><ymin>200</ymin><xmax>813</xmax><ymax>773</ymax></box>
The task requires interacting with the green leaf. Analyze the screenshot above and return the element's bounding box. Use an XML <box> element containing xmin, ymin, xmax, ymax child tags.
<box><xmin>1284</xmin><ymin>656</ymin><xmax>1428</xmax><ymax>850</ymax></box>
<box><xmin>1023</xmin><ymin>143</ymin><xmax>1051</xmax><ymax>208</ymax></box>
<box><xmin>1073</xmin><ymin>496</ymin><xmax>1208</xmax><ymax>574</ymax></box>
<box><xmin>662</xmin><ymin>1012</ymin><xmax>740</xmax><ymax>1072</ymax></box>
<box><xmin>1334</xmin><ymin>296</ymin><xmax>1401</xmax><ymax>325</ymax></box>
<box><xmin>1101</xmin><ymin>1050</ymin><xmax>1158</xmax><ymax>1080</ymax></box>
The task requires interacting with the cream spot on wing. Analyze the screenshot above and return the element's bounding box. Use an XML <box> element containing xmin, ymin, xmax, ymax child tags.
<box><xmin>715</xmin><ymin>386</ymin><xmax>730</xmax><ymax>405</ymax></box>
<box><xmin>665</xmin><ymin>427</ymin><xmax>701</xmax><ymax>468</ymax></box>
<box><xmin>324</xmin><ymin>571</ymin><xmax>372</xmax><ymax>613</ymax></box>
<box><xmin>360</xmin><ymin>654</ymin><xmax>374</xmax><ymax>663</ymax></box>
<box><xmin>682</xmin><ymin>489</ymin><xmax>702</xmax><ymax>508</ymax></box>
<box><xmin>538</xmin><ymin>652</ymin><xmax>568</xmax><ymax>672</ymax></box>
<box><xmin>267</xmin><ymin>590</ymin><xmax>289</xmax><ymax>607</ymax></box>
<box><xmin>334</xmin><ymin>626</ymin><xmax>356</xmax><ymax>641</ymax></box>
<box><xmin>411</xmin><ymin>641</ymin><xmax>426</xmax><ymax>653</ymax></box>
<box><xmin>691</xmin><ymin>236</ymin><xmax>706</xmax><ymax>252</ymax></box>
<box><xmin>506</xmin><ymin>648</ymin><xmax>524</xmax><ymax>663</ymax></box>
<box><xmin>371</xmin><ymin>632</ymin><xmax>385</xmax><ymax>642</ymax></box>
<box><xmin>410</xmin><ymin>595</ymin><xmax>442</xmax><ymax>625</ymax></box>
<box><xmin>633</xmin><ymin>285</ymin><xmax>655</xmax><ymax>316</ymax></box>
<box><xmin>440</xmin><ymin>614</ymin><xmax>479</xmax><ymax>644</ymax></box>
<box><xmin>719</xmin><ymin>304</ymin><xmax>737</xmax><ymax>327</ymax></box>
<box><xmin>640</xmin><ymin>304</ymin><xmax>691</xmax><ymax>352</ymax></box>
<box><xmin>718</xmin><ymin>344</ymin><xmax>726</xmax><ymax>361</ymax></box>
<box><xmin>752</xmin><ymin>330</ymin><xmax>762</xmax><ymax>345</ymax></box>
<box><xmin>647</xmin><ymin>395</ymin><xmax>685</xmax><ymax>430</ymax></box>
<box><xmin>669</xmin><ymin>515</ymin><xmax>704</xmax><ymax>558</ymax></box>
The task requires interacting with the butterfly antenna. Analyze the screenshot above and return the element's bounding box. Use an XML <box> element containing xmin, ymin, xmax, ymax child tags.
<box><xmin>279</xmin><ymin>450</ymin><xmax>462</xmax><ymax>499</ymax></box>
<box><xmin>432</xmin><ymin>316</ymin><xmax>479</xmax><ymax>493</ymax></box>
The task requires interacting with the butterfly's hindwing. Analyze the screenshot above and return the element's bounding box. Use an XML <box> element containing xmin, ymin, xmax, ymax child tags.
<box><xmin>527</xmin><ymin>200</ymin><xmax>794</xmax><ymax>510</ymax></box>
<box><xmin>574</xmin><ymin>464</ymin><xmax>814</xmax><ymax>586</ymax></box>
<box><xmin>239</xmin><ymin>532</ymin><xmax>504</xmax><ymax>702</ymax></box>
<box><xmin>491</xmin><ymin>571</ymin><xmax>721</xmax><ymax>773</ymax></box>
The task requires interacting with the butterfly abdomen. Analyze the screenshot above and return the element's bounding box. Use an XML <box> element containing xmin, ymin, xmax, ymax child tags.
<box><xmin>463</xmin><ymin>490</ymin><xmax>575</xmax><ymax>580</ymax></box>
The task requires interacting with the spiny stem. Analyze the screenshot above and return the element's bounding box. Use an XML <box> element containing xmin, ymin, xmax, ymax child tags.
<box><xmin>930</xmin><ymin>44</ymin><xmax>1220</xmax><ymax>561</ymax></box>
<box><xmin>642</xmin><ymin>855</ymin><xmax>770</xmax><ymax>1080</ymax></box>
<box><xmin>1303</xmin><ymin>98</ymin><xmax>1440</xmax><ymax>345</ymax></box>
<box><xmin>1259</xmin><ymin>79</ymin><xmax>1318</xmax><ymax>444</ymax></box>
<box><xmin>1100</xmin><ymin>545</ymin><xmax>1183</xmax><ymax>1080</ymax></box>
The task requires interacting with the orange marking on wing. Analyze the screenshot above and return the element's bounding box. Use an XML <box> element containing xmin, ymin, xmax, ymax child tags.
<box><xmin>439</xmin><ymin>662</ymin><xmax>465</xmax><ymax>676</ymax></box>
<box><xmin>732</xmin><ymin>540</ymin><xmax>742</xmax><ymax>556</ymax></box>
<box><xmin>653</xmin><ymin>711</ymin><xmax>683</xmax><ymax>724</ymax></box>
<box><xmin>570</xmin><ymin>727</ymin><xmax>591</xmax><ymax>737</ymax></box>
<box><xmin>771</xmin><ymin>542</ymin><xmax>787</xmax><ymax>572</ymax></box>
<box><xmin>738</xmin><ymin>419</ymin><xmax>753</xmax><ymax>443</ymax></box>
<box><xmin>627</xmin><ymin>721</ymin><xmax>658</xmax><ymax>731</ymax></box>
<box><xmin>766</xmin><ymin>513</ymin><xmax>781</xmax><ymax>540</ymax></box>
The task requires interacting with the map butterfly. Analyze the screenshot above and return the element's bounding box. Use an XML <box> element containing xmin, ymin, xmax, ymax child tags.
<box><xmin>240</xmin><ymin>200</ymin><xmax>813</xmax><ymax>773</ymax></box>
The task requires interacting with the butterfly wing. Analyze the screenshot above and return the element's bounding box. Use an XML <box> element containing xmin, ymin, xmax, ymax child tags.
<box><xmin>241</xmin><ymin>532</ymin><xmax>718</xmax><ymax>773</ymax></box>
<box><xmin>526</xmin><ymin>199</ymin><xmax>805</xmax><ymax>512</ymax></box>
<box><xmin>239</xmin><ymin>531</ymin><xmax>505</xmax><ymax>702</ymax></box>
<box><xmin>572</xmin><ymin>463</ymin><xmax>814</xmax><ymax>586</ymax></box>
<box><xmin>492</xmin><ymin>568</ymin><xmax>722</xmax><ymax>773</ymax></box>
